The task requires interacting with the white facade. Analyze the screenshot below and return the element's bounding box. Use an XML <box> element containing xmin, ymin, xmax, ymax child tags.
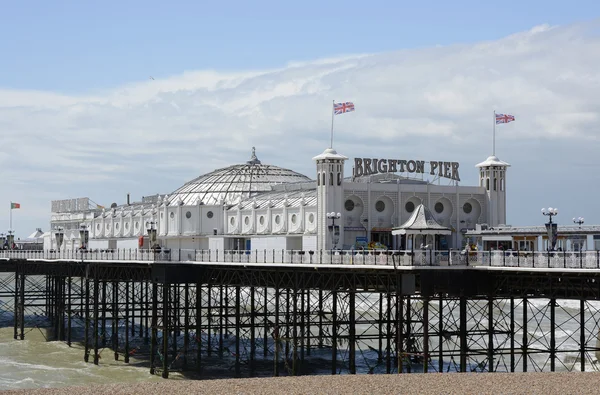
<box><xmin>46</xmin><ymin>148</ymin><xmax>508</xmax><ymax>252</ymax></box>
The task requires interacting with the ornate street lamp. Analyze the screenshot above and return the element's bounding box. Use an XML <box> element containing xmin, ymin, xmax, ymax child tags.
<box><xmin>6</xmin><ymin>230</ymin><xmax>14</xmax><ymax>250</ymax></box>
<box><xmin>79</xmin><ymin>224</ymin><xmax>89</xmax><ymax>251</ymax></box>
<box><xmin>327</xmin><ymin>212</ymin><xmax>341</xmax><ymax>250</ymax></box>
<box><xmin>146</xmin><ymin>220</ymin><xmax>158</xmax><ymax>250</ymax></box>
<box><xmin>54</xmin><ymin>226</ymin><xmax>64</xmax><ymax>252</ymax></box>
<box><xmin>0</xmin><ymin>233</ymin><xmax>5</xmax><ymax>250</ymax></box>
<box><xmin>573</xmin><ymin>217</ymin><xmax>585</xmax><ymax>227</ymax></box>
<box><xmin>541</xmin><ymin>207</ymin><xmax>558</xmax><ymax>251</ymax></box>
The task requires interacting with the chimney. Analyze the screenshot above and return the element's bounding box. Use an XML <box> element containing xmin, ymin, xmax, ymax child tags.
<box><xmin>127</xmin><ymin>193</ymin><xmax>130</xmax><ymax>205</ymax></box>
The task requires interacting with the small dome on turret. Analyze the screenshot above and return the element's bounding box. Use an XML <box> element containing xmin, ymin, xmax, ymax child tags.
<box><xmin>476</xmin><ymin>155</ymin><xmax>511</xmax><ymax>168</ymax></box>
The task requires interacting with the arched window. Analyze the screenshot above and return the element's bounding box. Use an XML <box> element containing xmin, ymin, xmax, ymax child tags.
<box><xmin>486</xmin><ymin>178</ymin><xmax>490</xmax><ymax>190</ymax></box>
<box><xmin>321</xmin><ymin>172</ymin><xmax>325</xmax><ymax>185</ymax></box>
<box><xmin>317</xmin><ymin>172</ymin><xmax>320</xmax><ymax>186</ymax></box>
<box><xmin>330</xmin><ymin>172</ymin><xmax>334</xmax><ymax>185</ymax></box>
<box><xmin>337</xmin><ymin>172</ymin><xmax>341</xmax><ymax>186</ymax></box>
<box><xmin>501</xmin><ymin>178</ymin><xmax>505</xmax><ymax>191</ymax></box>
<box><xmin>493</xmin><ymin>178</ymin><xmax>497</xmax><ymax>191</ymax></box>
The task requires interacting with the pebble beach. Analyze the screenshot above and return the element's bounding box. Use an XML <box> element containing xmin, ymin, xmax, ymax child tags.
<box><xmin>3</xmin><ymin>373</ymin><xmax>600</xmax><ymax>395</ymax></box>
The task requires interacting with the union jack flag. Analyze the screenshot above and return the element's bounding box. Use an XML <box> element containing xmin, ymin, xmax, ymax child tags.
<box><xmin>495</xmin><ymin>113</ymin><xmax>515</xmax><ymax>124</ymax></box>
<box><xmin>334</xmin><ymin>102</ymin><xmax>355</xmax><ymax>115</ymax></box>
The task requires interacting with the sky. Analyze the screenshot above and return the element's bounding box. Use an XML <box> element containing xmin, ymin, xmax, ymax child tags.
<box><xmin>1</xmin><ymin>1</ymin><xmax>600</xmax><ymax>237</ymax></box>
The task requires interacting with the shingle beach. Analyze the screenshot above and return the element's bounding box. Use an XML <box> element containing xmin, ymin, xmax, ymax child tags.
<box><xmin>3</xmin><ymin>373</ymin><xmax>600</xmax><ymax>395</ymax></box>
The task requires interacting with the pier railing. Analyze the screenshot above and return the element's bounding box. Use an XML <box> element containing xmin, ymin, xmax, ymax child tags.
<box><xmin>2</xmin><ymin>248</ymin><xmax>600</xmax><ymax>269</ymax></box>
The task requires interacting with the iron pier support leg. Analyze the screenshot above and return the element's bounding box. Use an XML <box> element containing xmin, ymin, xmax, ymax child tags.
<box><xmin>306</xmin><ymin>289</ymin><xmax>311</xmax><ymax>357</ymax></box>
<box><xmin>319</xmin><ymin>289</ymin><xmax>323</xmax><ymax>349</ymax></box>
<box><xmin>398</xmin><ymin>293</ymin><xmax>404</xmax><ymax>374</ymax></box>
<box><xmin>84</xmin><ymin>268</ymin><xmax>91</xmax><ymax>363</ymax></box>
<box><xmin>263</xmin><ymin>286</ymin><xmax>268</xmax><ymax>358</ymax></box>
<box><xmin>67</xmin><ymin>263</ymin><xmax>72</xmax><ymax>346</ymax></box>
<box><xmin>386</xmin><ymin>292</ymin><xmax>391</xmax><ymax>374</ymax></box>
<box><xmin>149</xmin><ymin>280</ymin><xmax>158</xmax><ymax>375</ymax></box>
<box><xmin>13</xmin><ymin>262</ymin><xmax>19</xmax><ymax>340</ymax></box>
<box><xmin>19</xmin><ymin>265</ymin><xmax>26</xmax><ymax>340</ymax></box>
<box><xmin>550</xmin><ymin>297</ymin><xmax>556</xmax><ymax>372</ymax></box>
<box><xmin>349</xmin><ymin>290</ymin><xmax>356</xmax><ymax>374</ymax></box>
<box><xmin>510</xmin><ymin>297</ymin><xmax>515</xmax><ymax>372</ymax></box>
<box><xmin>207</xmin><ymin>285</ymin><xmax>212</xmax><ymax>357</ymax></box>
<box><xmin>93</xmin><ymin>266</ymin><xmax>100</xmax><ymax>365</ymax></box>
<box><xmin>405</xmin><ymin>296</ymin><xmax>411</xmax><ymax>373</ymax></box>
<box><xmin>144</xmin><ymin>280</ymin><xmax>149</xmax><ymax>344</ymax></box>
<box><xmin>113</xmin><ymin>281</ymin><xmax>119</xmax><ymax>361</ymax></box>
<box><xmin>172</xmin><ymin>285</ymin><xmax>178</xmax><ymax>364</ymax></box>
<box><xmin>522</xmin><ymin>297</ymin><xmax>528</xmax><ymax>372</ymax></box>
<box><xmin>235</xmin><ymin>286</ymin><xmax>241</xmax><ymax>378</ymax></box>
<box><xmin>378</xmin><ymin>294</ymin><xmax>383</xmax><ymax>364</ymax></box>
<box><xmin>250</xmin><ymin>286</ymin><xmax>255</xmax><ymax>372</ymax></box>
<box><xmin>131</xmin><ymin>281</ymin><xmax>136</xmax><ymax>338</ymax></box>
<box><xmin>488</xmin><ymin>294</ymin><xmax>494</xmax><ymax>372</ymax></box>
<box><xmin>101</xmin><ymin>281</ymin><xmax>107</xmax><ymax>348</ymax></box>
<box><xmin>292</xmin><ymin>287</ymin><xmax>298</xmax><ymax>376</ymax></box>
<box><xmin>219</xmin><ymin>285</ymin><xmax>224</xmax><ymax>356</ymax></box>
<box><xmin>438</xmin><ymin>297</ymin><xmax>443</xmax><ymax>373</ymax></box>
<box><xmin>580</xmin><ymin>299</ymin><xmax>585</xmax><ymax>372</ymax></box>
<box><xmin>274</xmin><ymin>286</ymin><xmax>280</xmax><ymax>377</ymax></box>
<box><xmin>331</xmin><ymin>290</ymin><xmax>337</xmax><ymax>375</ymax></box>
<box><xmin>459</xmin><ymin>296</ymin><xmax>467</xmax><ymax>373</ymax></box>
<box><xmin>162</xmin><ymin>283</ymin><xmax>170</xmax><ymax>379</ymax></box>
<box><xmin>125</xmin><ymin>281</ymin><xmax>130</xmax><ymax>364</ymax></box>
<box><xmin>184</xmin><ymin>283</ymin><xmax>189</xmax><ymax>369</ymax></box>
<box><xmin>300</xmin><ymin>288</ymin><xmax>305</xmax><ymax>365</ymax></box>
<box><xmin>423</xmin><ymin>296</ymin><xmax>429</xmax><ymax>373</ymax></box>
<box><xmin>196</xmin><ymin>281</ymin><xmax>202</xmax><ymax>374</ymax></box>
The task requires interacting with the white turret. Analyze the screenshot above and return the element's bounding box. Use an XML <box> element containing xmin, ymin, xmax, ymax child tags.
<box><xmin>476</xmin><ymin>155</ymin><xmax>510</xmax><ymax>226</ymax></box>
<box><xmin>313</xmin><ymin>148</ymin><xmax>348</xmax><ymax>250</ymax></box>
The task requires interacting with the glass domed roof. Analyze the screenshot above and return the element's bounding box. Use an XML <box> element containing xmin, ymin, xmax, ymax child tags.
<box><xmin>166</xmin><ymin>148</ymin><xmax>312</xmax><ymax>206</ymax></box>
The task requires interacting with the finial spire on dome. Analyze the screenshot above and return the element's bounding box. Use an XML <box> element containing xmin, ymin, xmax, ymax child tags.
<box><xmin>247</xmin><ymin>146</ymin><xmax>261</xmax><ymax>165</ymax></box>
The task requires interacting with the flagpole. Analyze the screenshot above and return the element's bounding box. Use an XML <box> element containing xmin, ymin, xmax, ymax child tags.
<box><xmin>330</xmin><ymin>100</ymin><xmax>335</xmax><ymax>148</ymax></box>
<box><xmin>493</xmin><ymin>110</ymin><xmax>496</xmax><ymax>156</ymax></box>
<box><xmin>9</xmin><ymin>201</ymin><xmax>12</xmax><ymax>233</ymax></box>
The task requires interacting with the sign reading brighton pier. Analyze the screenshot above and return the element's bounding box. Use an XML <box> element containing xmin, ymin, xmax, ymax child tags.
<box><xmin>353</xmin><ymin>158</ymin><xmax>461</xmax><ymax>181</ymax></box>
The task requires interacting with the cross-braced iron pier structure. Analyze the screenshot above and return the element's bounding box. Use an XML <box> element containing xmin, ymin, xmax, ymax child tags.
<box><xmin>2</xmin><ymin>249</ymin><xmax>600</xmax><ymax>378</ymax></box>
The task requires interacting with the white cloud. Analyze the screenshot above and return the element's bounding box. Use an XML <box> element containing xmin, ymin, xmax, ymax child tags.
<box><xmin>2</xmin><ymin>21</ymin><xmax>600</xmax><ymax>236</ymax></box>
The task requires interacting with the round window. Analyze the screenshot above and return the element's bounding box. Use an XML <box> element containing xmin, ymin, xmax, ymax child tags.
<box><xmin>405</xmin><ymin>201</ymin><xmax>415</xmax><ymax>213</ymax></box>
<box><xmin>259</xmin><ymin>216</ymin><xmax>265</xmax><ymax>225</ymax></box>
<box><xmin>125</xmin><ymin>223</ymin><xmax>129</xmax><ymax>230</ymax></box>
<box><xmin>291</xmin><ymin>214</ymin><xmax>297</xmax><ymax>224</ymax></box>
<box><xmin>135</xmin><ymin>222</ymin><xmax>139</xmax><ymax>230</ymax></box>
<box><xmin>463</xmin><ymin>202</ymin><xmax>473</xmax><ymax>214</ymax></box>
<box><xmin>207</xmin><ymin>211</ymin><xmax>214</xmax><ymax>219</ymax></box>
<box><xmin>106</xmin><ymin>224</ymin><xmax>110</xmax><ymax>230</ymax></box>
<box><xmin>169</xmin><ymin>212</ymin><xmax>174</xmax><ymax>219</ymax></box>
<box><xmin>309</xmin><ymin>213</ymin><xmax>315</xmax><ymax>223</ymax></box>
<box><xmin>435</xmin><ymin>202</ymin><xmax>444</xmax><ymax>214</ymax></box>
<box><xmin>186</xmin><ymin>211</ymin><xmax>191</xmax><ymax>219</ymax></box>
<box><xmin>375</xmin><ymin>200</ymin><xmax>385</xmax><ymax>212</ymax></box>
<box><xmin>96</xmin><ymin>224</ymin><xmax>100</xmax><ymax>231</ymax></box>
<box><xmin>275</xmin><ymin>215</ymin><xmax>281</xmax><ymax>225</ymax></box>
<box><xmin>145</xmin><ymin>221</ymin><xmax>149</xmax><ymax>228</ymax></box>
<box><xmin>160</xmin><ymin>212</ymin><xmax>163</xmax><ymax>219</ymax></box>
<box><xmin>345</xmin><ymin>199</ymin><xmax>355</xmax><ymax>211</ymax></box>
<box><xmin>244</xmin><ymin>216</ymin><xmax>250</xmax><ymax>225</ymax></box>
<box><xmin>230</xmin><ymin>217</ymin><xmax>235</xmax><ymax>226</ymax></box>
<box><xmin>116</xmin><ymin>223</ymin><xmax>119</xmax><ymax>230</ymax></box>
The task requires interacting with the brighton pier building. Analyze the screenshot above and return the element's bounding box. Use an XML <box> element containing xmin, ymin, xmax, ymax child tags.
<box><xmin>46</xmin><ymin>147</ymin><xmax>508</xmax><ymax>252</ymax></box>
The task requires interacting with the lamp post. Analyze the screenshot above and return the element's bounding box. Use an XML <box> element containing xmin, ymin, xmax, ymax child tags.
<box><xmin>79</xmin><ymin>224</ymin><xmax>89</xmax><ymax>251</ymax></box>
<box><xmin>541</xmin><ymin>207</ymin><xmax>558</xmax><ymax>251</ymax></box>
<box><xmin>54</xmin><ymin>226</ymin><xmax>64</xmax><ymax>253</ymax></box>
<box><xmin>147</xmin><ymin>220</ymin><xmax>158</xmax><ymax>250</ymax></box>
<box><xmin>327</xmin><ymin>212</ymin><xmax>341</xmax><ymax>250</ymax></box>
<box><xmin>573</xmin><ymin>217</ymin><xmax>585</xmax><ymax>227</ymax></box>
<box><xmin>0</xmin><ymin>233</ymin><xmax>5</xmax><ymax>250</ymax></box>
<box><xmin>7</xmin><ymin>230</ymin><xmax>15</xmax><ymax>250</ymax></box>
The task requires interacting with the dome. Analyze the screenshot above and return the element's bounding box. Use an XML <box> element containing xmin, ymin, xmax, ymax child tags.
<box><xmin>167</xmin><ymin>147</ymin><xmax>312</xmax><ymax>206</ymax></box>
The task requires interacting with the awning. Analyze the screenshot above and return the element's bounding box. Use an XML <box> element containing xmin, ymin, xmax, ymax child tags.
<box><xmin>482</xmin><ymin>235</ymin><xmax>513</xmax><ymax>241</ymax></box>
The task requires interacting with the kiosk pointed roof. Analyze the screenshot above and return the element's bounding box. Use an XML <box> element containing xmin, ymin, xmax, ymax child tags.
<box><xmin>392</xmin><ymin>204</ymin><xmax>452</xmax><ymax>235</ymax></box>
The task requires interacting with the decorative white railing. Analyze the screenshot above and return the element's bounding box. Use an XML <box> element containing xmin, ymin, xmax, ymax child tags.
<box><xmin>1</xmin><ymin>249</ymin><xmax>600</xmax><ymax>269</ymax></box>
